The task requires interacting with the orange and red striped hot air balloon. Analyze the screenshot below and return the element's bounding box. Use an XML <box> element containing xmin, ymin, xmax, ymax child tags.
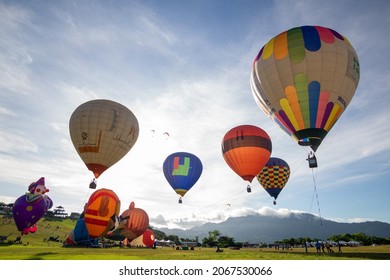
<box><xmin>84</xmin><ymin>188</ymin><xmax>121</xmax><ymax>238</ymax></box>
<box><xmin>222</xmin><ymin>125</ymin><xmax>272</xmax><ymax>191</ymax></box>
<box><xmin>118</xmin><ymin>202</ymin><xmax>149</xmax><ymax>241</ymax></box>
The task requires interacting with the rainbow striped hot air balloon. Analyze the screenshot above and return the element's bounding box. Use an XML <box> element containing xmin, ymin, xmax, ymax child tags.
<box><xmin>251</xmin><ymin>25</ymin><xmax>360</xmax><ymax>152</ymax></box>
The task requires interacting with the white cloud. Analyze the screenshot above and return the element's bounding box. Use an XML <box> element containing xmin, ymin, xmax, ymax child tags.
<box><xmin>0</xmin><ymin>0</ymin><xmax>389</xmax><ymax>228</ymax></box>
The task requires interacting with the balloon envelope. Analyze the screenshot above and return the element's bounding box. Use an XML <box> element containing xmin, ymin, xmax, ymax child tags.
<box><xmin>130</xmin><ymin>229</ymin><xmax>155</xmax><ymax>248</ymax></box>
<box><xmin>251</xmin><ymin>25</ymin><xmax>360</xmax><ymax>151</ymax></box>
<box><xmin>257</xmin><ymin>157</ymin><xmax>290</xmax><ymax>201</ymax></box>
<box><xmin>221</xmin><ymin>125</ymin><xmax>272</xmax><ymax>183</ymax></box>
<box><xmin>12</xmin><ymin>195</ymin><xmax>47</xmax><ymax>232</ymax></box>
<box><xmin>163</xmin><ymin>152</ymin><xmax>203</xmax><ymax>197</ymax></box>
<box><xmin>12</xmin><ymin>177</ymin><xmax>52</xmax><ymax>234</ymax></box>
<box><xmin>84</xmin><ymin>188</ymin><xmax>121</xmax><ymax>238</ymax></box>
<box><xmin>117</xmin><ymin>202</ymin><xmax>149</xmax><ymax>241</ymax></box>
<box><xmin>69</xmin><ymin>99</ymin><xmax>139</xmax><ymax>178</ymax></box>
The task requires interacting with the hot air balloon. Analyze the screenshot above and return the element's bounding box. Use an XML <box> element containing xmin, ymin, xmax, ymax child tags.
<box><xmin>251</xmin><ymin>25</ymin><xmax>360</xmax><ymax>152</ymax></box>
<box><xmin>257</xmin><ymin>157</ymin><xmax>290</xmax><ymax>205</ymax></box>
<box><xmin>83</xmin><ymin>188</ymin><xmax>121</xmax><ymax>238</ymax></box>
<box><xmin>69</xmin><ymin>99</ymin><xmax>139</xmax><ymax>187</ymax></box>
<box><xmin>12</xmin><ymin>177</ymin><xmax>53</xmax><ymax>235</ymax></box>
<box><xmin>65</xmin><ymin>214</ymin><xmax>98</xmax><ymax>247</ymax></box>
<box><xmin>221</xmin><ymin>125</ymin><xmax>272</xmax><ymax>192</ymax></box>
<box><xmin>106</xmin><ymin>202</ymin><xmax>149</xmax><ymax>241</ymax></box>
<box><xmin>163</xmin><ymin>152</ymin><xmax>203</xmax><ymax>203</ymax></box>
<box><xmin>130</xmin><ymin>229</ymin><xmax>156</xmax><ymax>248</ymax></box>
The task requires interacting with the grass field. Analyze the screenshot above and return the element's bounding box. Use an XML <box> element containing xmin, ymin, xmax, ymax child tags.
<box><xmin>1</xmin><ymin>244</ymin><xmax>390</xmax><ymax>260</ymax></box>
<box><xmin>1</xmin><ymin>216</ymin><xmax>389</xmax><ymax>260</ymax></box>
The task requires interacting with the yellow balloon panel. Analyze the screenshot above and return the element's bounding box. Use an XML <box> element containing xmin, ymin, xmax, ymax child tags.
<box><xmin>69</xmin><ymin>99</ymin><xmax>139</xmax><ymax>178</ymax></box>
<box><xmin>251</xmin><ymin>26</ymin><xmax>360</xmax><ymax>151</ymax></box>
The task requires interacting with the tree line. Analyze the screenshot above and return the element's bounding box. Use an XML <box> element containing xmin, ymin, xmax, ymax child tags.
<box><xmin>151</xmin><ymin>227</ymin><xmax>390</xmax><ymax>248</ymax></box>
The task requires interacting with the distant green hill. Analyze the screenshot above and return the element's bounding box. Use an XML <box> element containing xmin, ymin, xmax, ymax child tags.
<box><xmin>0</xmin><ymin>215</ymin><xmax>76</xmax><ymax>246</ymax></box>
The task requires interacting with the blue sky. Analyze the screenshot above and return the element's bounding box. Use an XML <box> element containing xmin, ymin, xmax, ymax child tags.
<box><xmin>0</xmin><ymin>0</ymin><xmax>389</xmax><ymax>230</ymax></box>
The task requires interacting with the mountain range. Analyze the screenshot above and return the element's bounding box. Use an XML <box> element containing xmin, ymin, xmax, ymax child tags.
<box><xmin>157</xmin><ymin>213</ymin><xmax>390</xmax><ymax>243</ymax></box>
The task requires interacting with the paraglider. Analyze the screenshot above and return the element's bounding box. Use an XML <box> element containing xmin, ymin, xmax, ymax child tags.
<box><xmin>221</xmin><ymin>125</ymin><xmax>272</xmax><ymax>192</ymax></box>
<box><xmin>69</xmin><ymin>99</ymin><xmax>139</xmax><ymax>188</ymax></box>
<box><xmin>12</xmin><ymin>177</ymin><xmax>53</xmax><ymax>235</ymax></box>
<box><xmin>163</xmin><ymin>152</ymin><xmax>203</xmax><ymax>203</ymax></box>
<box><xmin>257</xmin><ymin>157</ymin><xmax>290</xmax><ymax>205</ymax></box>
<box><xmin>83</xmin><ymin>188</ymin><xmax>121</xmax><ymax>238</ymax></box>
<box><xmin>250</xmin><ymin>25</ymin><xmax>360</xmax><ymax>153</ymax></box>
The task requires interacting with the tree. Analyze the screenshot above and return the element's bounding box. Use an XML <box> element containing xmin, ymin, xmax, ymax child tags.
<box><xmin>202</xmin><ymin>230</ymin><xmax>221</xmax><ymax>247</ymax></box>
<box><xmin>166</xmin><ymin>235</ymin><xmax>180</xmax><ymax>245</ymax></box>
<box><xmin>217</xmin><ymin>235</ymin><xmax>235</xmax><ymax>248</ymax></box>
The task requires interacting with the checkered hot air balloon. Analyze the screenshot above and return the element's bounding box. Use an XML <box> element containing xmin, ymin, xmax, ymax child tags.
<box><xmin>257</xmin><ymin>157</ymin><xmax>290</xmax><ymax>205</ymax></box>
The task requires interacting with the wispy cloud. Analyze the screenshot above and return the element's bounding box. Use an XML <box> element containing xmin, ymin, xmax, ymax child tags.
<box><xmin>0</xmin><ymin>0</ymin><xmax>389</xmax><ymax>228</ymax></box>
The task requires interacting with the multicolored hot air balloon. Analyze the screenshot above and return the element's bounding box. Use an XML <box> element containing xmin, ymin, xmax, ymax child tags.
<box><xmin>65</xmin><ymin>214</ymin><xmax>98</xmax><ymax>247</ymax></box>
<box><xmin>251</xmin><ymin>25</ymin><xmax>360</xmax><ymax>152</ymax></box>
<box><xmin>221</xmin><ymin>125</ymin><xmax>272</xmax><ymax>191</ymax></box>
<box><xmin>12</xmin><ymin>177</ymin><xmax>53</xmax><ymax>235</ymax></box>
<box><xmin>69</xmin><ymin>99</ymin><xmax>139</xmax><ymax>184</ymax></box>
<box><xmin>163</xmin><ymin>152</ymin><xmax>203</xmax><ymax>203</ymax></box>
<box><xmin>83</xmin><ymin>188</ymin><xmax>121</xmax><ymax>238</ymax></box>
<box><xmin>257</xmin><ymin>157</ymin><xmax>290</xmax><ymax>205</ymax></box>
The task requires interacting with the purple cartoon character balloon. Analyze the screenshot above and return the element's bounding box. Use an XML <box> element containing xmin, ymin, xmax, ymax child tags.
<box><xmin>12</xmin><ymin>177</ymin><xmax>53</xmax><ymax>235</ymax></box>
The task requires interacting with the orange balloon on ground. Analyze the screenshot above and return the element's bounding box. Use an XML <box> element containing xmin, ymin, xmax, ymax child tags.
<box><xmin>84</xmin><ymin>188</ymin><xmax>120</xmax><ymax>238</ymax></box>
<box><xmin>222</xmin><ymin>124</ymin><xmax>272</xmax><ymax>183</ymax></box>
<box><xmin>118</xmin><ymin>202</ymin><xmax>149</xmax><ymax>241</ymax></box>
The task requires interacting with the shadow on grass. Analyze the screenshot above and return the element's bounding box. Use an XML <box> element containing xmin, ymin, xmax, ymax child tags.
<box><xmin>24</xmin><ymin>252</ymin><xmax>59</xmax><ymax>260</ymax></box>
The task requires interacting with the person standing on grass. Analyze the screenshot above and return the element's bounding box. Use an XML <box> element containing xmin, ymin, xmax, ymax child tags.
<box><xmin>315</xmin><ymin>241</ymin><xmax>321</xmax><ymax>253</ymax></box>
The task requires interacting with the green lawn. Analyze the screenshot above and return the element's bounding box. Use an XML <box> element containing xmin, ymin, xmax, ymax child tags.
<box><xmin>1</xmin><ymin>244</ymin><xmax>390</xmax><ymax>260</ymax></box>
<box><xmin>1</xmin><ymin>216</ymin><xmax>389</xmax><ymax>260</ymax></box>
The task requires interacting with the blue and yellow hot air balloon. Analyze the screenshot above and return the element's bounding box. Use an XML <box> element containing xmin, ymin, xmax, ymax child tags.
<box><xmin>257</xmin><ymin>157</ymin><xmax>290</xmax><ymax>205</ymax></box>
<box><xmin>251</xmin><ymin>26</ymin><xmax>360</xmax><ymax>152</ymax></box>
<box><xmin>163</xmin><ymin>152</ymin><xmax>203</xmax><ymax>203</ymax></box>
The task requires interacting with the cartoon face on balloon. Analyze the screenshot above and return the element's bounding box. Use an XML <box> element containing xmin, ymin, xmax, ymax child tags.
<box><xmin>12</xmin><ymin>177</ymin><xmax>53</xmax><ymax>235</ymax></box>
<box><xmin>118</xmin><ymin>202</ymin><xmax>149</xmax><ymax>241</ymax></box>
